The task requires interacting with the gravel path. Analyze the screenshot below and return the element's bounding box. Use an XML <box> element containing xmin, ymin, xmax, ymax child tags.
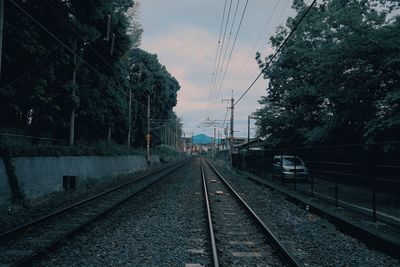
<box><xmin>214</xmin><ymin>162</ymin><xmax>400</xmax><ymax>267</ymax></box>
<box><xmin>40</xmin><ymin>158</ymin><xmax>210</xmax><ymax>266</ymax></box>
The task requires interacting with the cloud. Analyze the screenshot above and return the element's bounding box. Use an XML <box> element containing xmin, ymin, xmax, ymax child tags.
<box><xmin>141</xmin><ymin>17</ymin><xmax>274</xmax><ymax>136</ymax></box>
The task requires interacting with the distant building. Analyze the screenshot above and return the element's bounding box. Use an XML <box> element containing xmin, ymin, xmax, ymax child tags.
<box><xmin>234</xmin><ymin>137</ymin><xmax>264</xmax><ymax>152</ymax></box>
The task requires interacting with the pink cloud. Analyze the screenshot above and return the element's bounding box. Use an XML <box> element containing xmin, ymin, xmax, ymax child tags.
<box><xmin>141</xmin><ymin>23</ymin><xmax>272</xmax><ymax>135</ymax></box>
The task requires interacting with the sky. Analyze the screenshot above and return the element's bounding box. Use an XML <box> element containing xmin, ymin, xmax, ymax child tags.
<box><xmin>137</xmin><ymin>0</ymin><xmax>298</xmax><ymax>139</ymax></box>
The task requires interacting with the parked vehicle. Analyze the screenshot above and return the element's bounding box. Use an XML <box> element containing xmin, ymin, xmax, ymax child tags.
<box><xmin>272</xmin><ymin>155</ymin><xmax>309</xmax><ymax>180</ymax></box>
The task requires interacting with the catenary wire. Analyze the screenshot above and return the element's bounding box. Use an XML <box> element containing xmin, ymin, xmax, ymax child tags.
<box><xmin>206</xmin><ymin>0</ymin><xmax>228</xmax><ymax>120</ymax></box>
<box><xmin>234</xmin><ymin>0</ymin><xmax>317</xmax><ymax>106</ymax></box>
<box><xmin>234</xmin><ymin>0</ymin><xmax>285</xmax><ymax>91</ymax></box>
<box><xmin>206</xmin><ymin>0</ymin><xmax>233</xmax><ymax>119</ymax></box>
<box><xmin>43</xmin><ymin>0</ymin><xmax>150</xmax><ymax>101</ymax></box>
<box><xmin>210</xmin><ymin>0</ymin><xmax>249</xmax><ymax>119</ymax></box>
<box><xmin>209</xmin><ymin>0</ymin><xmax>240</xmax><ymax>119</ymax></box>
<box><xmin>43</xmin><ymin>1</ymin><xmax>117</xmax><ymax>74</ymax></box>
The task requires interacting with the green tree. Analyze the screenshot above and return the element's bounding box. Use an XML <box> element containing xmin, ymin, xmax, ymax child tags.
<box><xmin>255</xmin><ymin>0</ymin><xmax>400</xmax><ymax>147</ymax></box>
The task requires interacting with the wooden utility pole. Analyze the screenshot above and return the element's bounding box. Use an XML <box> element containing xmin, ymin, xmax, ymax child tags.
<box><xmin>217</xmin><ymin>130</ymin><xmax>220</xmax><ymax>150</ymax></box>
<box><xmin>127</xmin><ymin>88</ymin><xmax>132</xmax><ymax>147</ymax></box>
<box><xmin>110</xmin><ymin>33</ymin><xmax>115</xmax><ymax>55</ymax></box>
<box><xmin>230</xmin><ymin>97</ymin><xmax>234</xmax><ymax>166</ymax></box>
<box><xmin>191</xmin><ymin>132</ymin><xmax>193</xmax><ymax>154</ymax></box>
<box><xmin>69</xmin><ymin>39</ymin><xmax>77</xmax><ymax>146</ymax></box>
<box><xmin>214</xmin><ymin>127</ymin><xmax>216</xmax><ymax>161</ymax></box>
<box><xmin>222</xmin><ymin>95</ymin><xmax>234</xmax><ymax>166</ymax></box>
<box><xmin>183</xmin><ymin>132</ymin><xmax>186</xmax><ymax>153</ymax></box>
<box><xmin>146</xmin><ymin>95</ymin><xmax>150</xmax><ymax>162</ymax></box>
<box><xmin>247</xmin><ymin>115</ymin><xmax>250</xmax><ymax>151</ymax></box>
<box><xmin>175</xmin><ymin>123</ymin><xmax>178</xmax><ymax>151</ymax></box>
<box><xmin>106</xmin><ymin>14</ymin><xmax>111</xmax><ymax>41</ymax></box>
<box><xmin>108</xmin><ymin>127</ymin><xmax>111</xmax><ymax>143</ymax></box>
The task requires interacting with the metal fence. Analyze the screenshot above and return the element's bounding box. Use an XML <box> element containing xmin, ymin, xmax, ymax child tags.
<box><xmin>232</xmin><ymin>143</ymin><xmax>400</xmax><ymax>226</ymax></box>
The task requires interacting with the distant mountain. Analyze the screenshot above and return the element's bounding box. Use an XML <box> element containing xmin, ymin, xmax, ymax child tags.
<box><xmin>192</xmin><ymin>134</ymin><xmax>217</xmax><ymax>145</ymax></box>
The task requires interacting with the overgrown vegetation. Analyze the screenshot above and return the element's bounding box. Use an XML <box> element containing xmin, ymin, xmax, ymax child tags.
<box><xmin>255</xmin><ymin>0</ymin><xmax>400</xmax><ymax>148</ymax></box>
<box><xmin>1</xmin><ymin>0</ymin><xmax>181</xmax><ymax>148</ymax></box>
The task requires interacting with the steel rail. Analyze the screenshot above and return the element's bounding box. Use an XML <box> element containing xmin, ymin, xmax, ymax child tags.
<box><xmin>204</xmin><ymin>157</ymin><xmax>302</xmax><ymax>267</ymax></box>
<box><xmin>0</xmin><ymin>158</ymin><xmax>186</xmax><ymax>241</ymax></box>
<box><xmin>200</xmin><ymin>159</ymin><xmax>219</xmax><ymax>267</ymax></box>
<box><xmin>1</xmin><ymin>158</ymin><xmax>191</xmax><ymax>266</ymax></box>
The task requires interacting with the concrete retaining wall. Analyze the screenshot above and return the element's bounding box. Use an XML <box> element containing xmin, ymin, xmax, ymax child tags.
<box><xmin>0</xmin><ymin>155</ymin><xmax>160</xmax><ymax>202</ymax></box>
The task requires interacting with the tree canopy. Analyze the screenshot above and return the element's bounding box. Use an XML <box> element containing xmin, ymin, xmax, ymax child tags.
<box><xmin>255</xmin><ymin>0</ymin><xmax>400</xmax><ymax>148</ymax></box>
<box><xmin>0</xmin><ymin>0</ymin><xmax>180</xmax><ymax>147</ymax></box>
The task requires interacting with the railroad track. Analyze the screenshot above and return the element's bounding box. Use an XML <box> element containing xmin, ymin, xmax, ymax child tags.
<box><xmin>0</xmin><ymin>158</ymin><xmax>190</xmax><ymax>266</ymax></box>
<box><xmin>201</xmin><ymin>157</ymin><xmax>301</xmax><ymax>267</ymax></box>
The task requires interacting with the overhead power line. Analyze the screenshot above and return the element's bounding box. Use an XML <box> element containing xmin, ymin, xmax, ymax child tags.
<box><xmin>44</xmin><ymin>0</ymin><xmax>151</xmax><ymax>101</ymax></box>
<box><xmin>10</xmin><ymin>0</ymin><xmax>147</xmax><ymax>109</ymax></box>
<box><xmin>43</xmin><ymin>1</ymin><xmax>116</xmax><ymax>74</ymax></box>
<box><xmin>210</xmin><ymin>0</ymin><xmax>249</xmax><ymax>118</ymax></box>
<box><xmin>208</xmin><ymin>0</ymin><xmax>239</xmax><ymax>119</ymax></box>
<box><xmin>234</xmin><ymin>0</ymin><xmax>286</xmax><ymax>91</ymax></box>
<box><xmin>207</xmin><ymin>0</ymin><xmax>227</xmax><ymax>119</ymax></box>
<box><xmin>235</xmin><ymin>0</ymin><xmax>317</xmax><ymax>106</ymax></box>
<box><xmin>206</xmin><ymin>0</ymin><xmax>233</xmax><ymax>119</ymax></box>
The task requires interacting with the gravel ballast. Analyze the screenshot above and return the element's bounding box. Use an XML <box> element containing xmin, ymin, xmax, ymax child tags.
<box><xmin>213</xmin><ymin>161</ymin><xmax>400</xmax><ymax>267</ymax></box>
<box><xmin>40</xmin><ymin>158</ymin><xmax>210</xmax><ymax>266</ymax></box>
<box><xmin>24</xmin><ymin>156</ymin><xmax>400</xmax><ymax>266</ymax></box>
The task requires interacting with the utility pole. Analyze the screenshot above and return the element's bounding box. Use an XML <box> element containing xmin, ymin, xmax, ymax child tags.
<box><xmin>214</xmin><ymin>127</ymin><xmax>216</xmax><ymax>161</ymax></box>
<box><xmin>164</xmin><ymin>124</ymin><xmax>168</xmax><ymax>146</ymax></box>
<box><xmin>191</xmin><ymin>132</ymin><xmax>194</xmax><ymax>154</ymax></box>
<box><xmin>230</xmin><ymin>96</ymin><xmax>234</xmax><ymax>166</ymax></box>
<box><xmin>0</xmin><ymin>0</ymin><xmax>4</xmax><ymax>80</ymax></box>
<box><xmin>183</xmin><ymin>132</ymin><xmax>186</xmax><ymax>153</ymax></box>
<box><xmin>217</xmin><ymin>130</ymin><xmax>220</xmax><ymax>151</ymax></box>
<box><xmin>247</xmin><ymin>115</ymin><xmax>250</xmax><ymax>151</ymax></box>
<box><xmin>110</xmin><ymin>33</ymin><xmax>115</xmax><ymax>55</ymax></box>
<box><xmin>175</xmin><ymin>123</ymin><xmax>178</xmax><ymax>151</ymax></box>
<box><xmin>170</xmin><ymin>127</ymin><xmax>173</xmax><ymax>147</ymax></box>
<box><xmin>146</xmin><ymin>95</ymin><xmax>150</xmax><ymax>162</ymax></box>
<box><xmin>161</xmin><ymin>125</ymin><xmax>164</xmax><ymax>147</ymax></box>
<box><xmin>108</xmin><ymin>127</ymin><xmax>111</xmax><ymax>143</ymax></box>
<box><xmin>127</xmin><ymin>88</ymin><xmax>132</xmax><ymax>147</ymax></box>
<box><xmin>69</xmin><ymin>39</ymin><xmax>77</xmax><ymax>146</ymax></box>
<box><xmin>222</xmin><ymin>95</ymin><xmax>234</xmax><ymax>166</ymax></box>
<box><xmin>106</xmin><ymin>14</ymin><xmax>111</xmax><ymax>41</ymax></box>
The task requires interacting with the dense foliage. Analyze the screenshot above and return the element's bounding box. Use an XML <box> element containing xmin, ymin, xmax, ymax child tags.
<box><xmin>255</xmin><ymin>0</ymin><xmax>400</xmax><ymax>148</ymax></box>
<box><xmin>0</xmin><ymin>0</ymin><xmax>180</xmax><ymax>148</ymax></box>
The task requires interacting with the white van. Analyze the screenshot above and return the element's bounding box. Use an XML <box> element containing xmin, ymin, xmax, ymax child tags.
<box><xmin>272</xmin><ymin>155</ymin><xmax>309</xmax><ymax>180</ymax></box>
